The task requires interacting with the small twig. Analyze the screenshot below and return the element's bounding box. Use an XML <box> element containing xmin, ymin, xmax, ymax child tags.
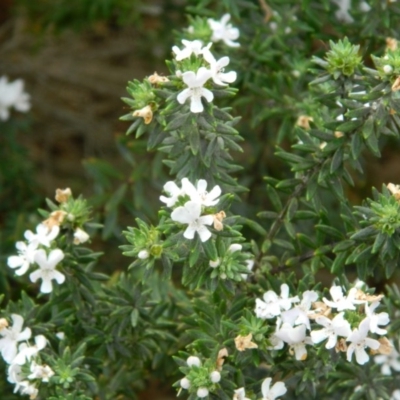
<box><xmin>258</xmin><ymin>0</ymin><xmax>272</xmax><ymax>23</ymax></box>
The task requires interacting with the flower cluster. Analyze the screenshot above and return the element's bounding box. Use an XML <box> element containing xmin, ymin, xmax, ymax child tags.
<box><xmin>255</xmin><ymin>283</ymin><xmax>390</xmax><ymax>365</ymax></box>
<box><xmin>7</xmin><ymin>188</ymin><xmax>91</xmax><ymax>293</ymax></box>
<box><xmin>179</xmin><ymin>355</ymin><xmax>221</xmax><ymax>398</ymax></box>
<box><xmin>0</xmin><ymin>315</ymin><xmax>53</xmax><ymax>399</ymax></box>
<box><xmin>160</xmin><ymin>177</ymin><xmax>222</xmax><ymax>242</ymax></box>
<box><xmin>0</xmin><ymin>76</ymin><xmax>31</xmax><ymax>121</ymax></box>
<box><xmin>173</xmin><ymin>37</ymin><xmax>237</xmax><ymax>113</ymax></box>
<box><xmin>7</xmin><ymin>222</ymin><xmax>64</xmax><ymax>293</ymax></box>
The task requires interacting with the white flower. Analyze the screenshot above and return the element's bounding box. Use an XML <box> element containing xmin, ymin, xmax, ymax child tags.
<box><xmin>311</xmin><ymin>312</ymin><xmax>352</xmax><ymax>349</ymax></box>
<box><xmin>30</xmin><ymin>249</ymin><xmax>65</xmax><ymax>293</ymax></box>
<box><xmin>15</xmin><ymin>380</ymin><xmax>38</xmax><ymax>399</ymax></box>
<box><xmin>363</xmin><ymin>301</ymin><xmax>390</xmax><ymax>335</ymax></box>
<box><xmin>346</xmin><ymin>319</ymin><xmax>380</xmax><ymax>365</ymax></box>
<box><xmin>233</xmin><ymin>387</ymin><xmax>250</xmax><ymax>400</ymax></box>
<box><xmin>255</xmin><ymin>284</ymin><xmax>299</xmax><ymax>319</ymax></box>
<box><xmin>210</xmin><ymin>370</ymin><xmax>221</xmax><ymax>383</ymax></box>
<box><xmin>202</xmin><ymin>48</ymin><xmax>237</xmax><ymax>86</ymax></box>
<box><xmin>187</xmin><ymin>356</ymin><xmax>201</xmax><ymax>367</ymax></box>
<box><xmin>171</xmin><ymin>201</ymin><xmax>214</xmax><ymax>242</ymax></box>
<box><xmin>391</xmin><ymin>389</ymin><xmax>400</xmax><ymax>400</ymax></box>
<box><xmin>24</xmin><ymin>224</ymin><xmax>60</xmax><ymax>248</ymax></box>
<box><xmin>267</xmin><ymin>317</ymin><xmax>284</xmax><ymax>350</ymax></box>
<box><xmin>55</xmin><ymin>332</ymin><xmax>65</xmax><ymax>340</ymax></box>
<box><xmin>73</xmin><ymin>228</ymin><xmax>90</xmax><ymax>245</ymax></box>
<box><xmin>160</xmin><ymin>179</ymin><xmax>189</xmax><ymax>207</ymax></box>
<box><xmin>207</xmin><ymin>14</ymin><xmax>240</xmax><ymax>47</ymax></box>
<box><xmin>184</xmin><ymin>178</ymin><xmax>221</xmax><ymax>206</ymax></box>
<box><xmin>241</xmin><ymin>259</ymin><xmax>254</xmax><ymax>280</ymax></box>
<box><xmin>209</xmin><ymin>258</ymin><xmax>220</xmax><ymax>268</ymax></box>
<box><xmin>261</xmin><ymin>377</ymin><xmax>287</xmax><ymax>400</ymax></box>
<box><xmin>172</xmin><ymin>39</ymin><xmax>209</xmax><ymax>61</ymax></box>
<box><xmin>28</xmin><ymin>361</ymin><xmax>54</xmax><ymax>382</ymax></box>
<box><xmin>0</xmin><ymin>314</ymin><xmax>31</xmax><ymax>363</ymax></box>
<box><xmin>180</xmin><ymin>377</ymin><xmax>191</xmax><ymax>389</ymax></box>
<box><xmin>177</xmin><ymin>67</ymin><xmax>213</xmax><ymax>113</ymax></box>
<box><xmin>7</xmin><ymin>241</ymin><xmax>38</xmax><ymax>276</ymax></box>
<box><xmin>275</xmin><ymin>323</ymin><xmax>313</xmax><ymax>360</ymax></box>
<box><xmin>323</xmin><ymin>286</ymin><xmax>361</xmax><ymax>311</ymax></box>
<box><xmin>197</xmin><ymin>387</ymin><xmax>209</xmax><ymax>398</ymax></box>
<box><xmin>0</xmin><ymin>76</ymin><xmax>31</xmax><ymax>121</ymax></box>
<box><xmin>281</xmin><ymin>290</ymin><xmax>319</xmax><ymax>329</ymax></box>
<box><xmin>374</xmin><ymin>340</ymin><xmax>400</xmax><ymax>375</ymax></box>
<box><xmin>13</xmin><ymin>335</ymin><xmax>47</xmax><ymax>365</ymax></box>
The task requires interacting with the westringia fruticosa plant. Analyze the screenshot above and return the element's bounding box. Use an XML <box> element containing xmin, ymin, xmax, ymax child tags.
<box><xmin>3</xmin><ymin>1</ymin><xmax>400</xmax><ymax>399</ymax></box>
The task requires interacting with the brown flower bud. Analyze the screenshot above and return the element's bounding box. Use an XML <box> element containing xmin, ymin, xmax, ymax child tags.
<box><xmin>234</xmin><ymin>333</ymin><xmax>258</xmax><ymax>352</ymax></box>
<box><xmin>213</xmin><ymin>211</ymin><xmax>226</xmax><ymax>231</ymax></box>
<box><xmin>386</xmin><ymin>37</ymin><xmax>398</xmax><ymax>52</ymax></box>
<box><xmin>55</xmin><ymin>188</ymin><xmax>72</xmax><ymax>203</ymax></box>
<box><xmin>216</xmin><ymin>348</ymin><xmax>228</xmax><ymax>371</ymax></box>
<box><xmin>133</xmin><ymin>105</ymin><xmax>153</xmax><ymax>124</ymax></box>
<box><xmin>296</xmin><ymin>115</ymin><xmax>313</xmax><ymax>130</ymax></box>
<box><xmin>148</xmin><ymin>72</ymin><xmax>169</xmax><ymax>85</ymax></box>
<box><xmin>335</xmin><ymin>338</ymin><xmax>347</xmax><ymax>353</ymax></box>
<box><xmin>43</xmin><ymin>210</ymin><xmax>67</xmax><ymax>229</ymax></box>
<box><xmin>0</xmin><ymin>318</ymin><xmax>9</xmax><ymax>331</ymax></box>
<box><xmin>392</xmin><ymin>76</ymin><xmax>400</xmax><ymax>92</ymax></box>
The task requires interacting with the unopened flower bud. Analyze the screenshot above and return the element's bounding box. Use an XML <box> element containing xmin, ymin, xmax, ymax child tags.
<box><xmin>133</xmin><ymin>105</ymin><xmax>153</xmax><ymax>124</ymax></box>
<box><xmin>55</xmin><ymin>188</ymin><xmax>72</xmax><ymax>203</ymax></box>
<box><xmin>197</xmin><ymin>387</ymin><xmax>209</xmax><ymax>398</ymax></box>
<box><xmin>138</xmin><ymin>250</ymin><xmax>149</xmax><ymax>259</ymax></box>
<box><xmin>383</xmin><ymin>65</ymin><xmax>393</xmax><ymax>74</ymax></box>
<box><xmin>148</xmin><ymin>72</ymin><xmax>169</xmax><ymax>85</ymax></box>
<box><xmin>187</xmin><ymin>356</ymin><xmax>201</xmax><ymax>367</ymax></box>
<box><xmin>334</xmin><ymin>131</ymin><xmax>344</xmax><ymax>138</ymax></box>
<box><xmin>180</xmin><ymin>377</ymin><xmax>191</xmax><ymax>389</ymax></box>
<box><xmin>210</xmin><ymin>370</ymin><xmax>221</xmax><ymax>383</ymax></box>
<box><xmin>73</xmin><ymin>228</ymin><xmax>90</xmax><ymax>245</ymax></box>
<box><xmin>209</xmin><ymin>259</ymin><xmax>220</xmax><ymax>268</ymax></box>
<box><xmin>0</xmin><ymin>318</ymin><xmax>9</xmax><ymax>331</ymax></box>
<box><xmin>228</xmin><ymin>243</ymin><xmax>242</xmax><ymax>253</ymax></box>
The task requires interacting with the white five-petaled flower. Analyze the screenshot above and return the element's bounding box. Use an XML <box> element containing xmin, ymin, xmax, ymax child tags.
<box><xmin>207</xmin><ymin>14</ymin><xmax>240</xmax><ymax>47</ymax></box>
<box><xmin>255</xmin><ymin>284</ymin><xmax>299</xmax><ymax>319</ymax></box>
<box><xmin>171</xmin><ymin>201</ymin><xmax>214</xmax><ymax>242</ymax></box>
<box><xmin>13</xmin><ymin>335</ymin><xmax>47</xmax><ymax>365</ymax></box>
<box><xmin>7</xmin><ymin>241</ymin><xmax>38</xmax><ymax>276</ymax></box>
<box><xmin>0</xmin><ymin>314</ymin><xmax>31</xmax><ymax>364</ymax></box>
<box><xmin>311</xmin><ymin>312</ymin><xmax>352</xmax><ymax>349</ymax></box>
<box><xmin>267</xmin><ymin>317</ymin><xmax>284</xmax><ymax>350</ymax></box>
<box><xmin>177</xmin><ymin>67</ymin><xmax>213</xmax><ymax>113</ymax></box>
<box><xmin>0</xmin><ymin>76</ymin><xmax>31</xmax><ymax>121</ymax></box>
<box><xmin>24</xmin><ymin>224</ymin><xmax>60</xmax><ymax>248</ymax></box>
<box><xmin>30</xmin><ymin>249</ymin><xmax>65</xmax><ymax>293</ymax></box>
<box><xmin>346</xmin><ymin>319</ymin><xmax>380</xmax><ymax>365</ymax></box>
<box><xmin>233</xmin><ymin>387</ymin><xmax>250</xmax><ymax>400</ymax></box>
<box><xmin>374</xmin><ymin>339</ymin><xmax>400</xmax><ymax>375</ymax></box>
<box><xmin>184</xmin><ymin>178</ymin><xmax>221</xmax><ymax>206</ymax></box>
<box><xmin>363</xmin><ymin>301</ymin><xmax>390</xmax><ymax>335</ymax></box>
<box><xmin>202</xmin><ymin>48</ymin><xmax>237</xmax><ymax>86</ymax></box>
<box><xmin>275</xmin><ymin>323</ymin><xmax>313</xmax><ymax>360</ymax></box>
<box><xmin>172</xmin><ymin>39</ymin><xmax>209</xmax><ymax>61</ymax></box>
<box><xmin>261</xmin><ymin>377</ymin><xmax>287</xmax><ymax>400</ymax></box>
<box><xmin>281</xmin><ymin>290</ymin><xmax>319</xmax><ymax>329</ymax></box>
<box><xmin>323</xmin><ymin>286</ymin><xmax>361</xmax><ymax>311</ymax></box>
